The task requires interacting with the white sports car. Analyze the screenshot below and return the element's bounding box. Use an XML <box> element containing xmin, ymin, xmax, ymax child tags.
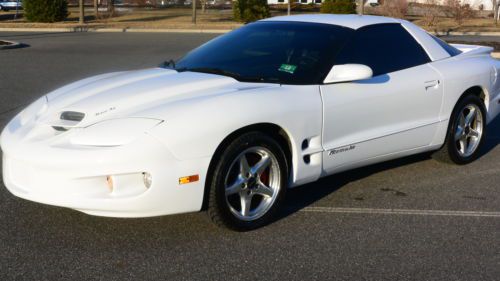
<box><xmin>2</xmin><ymin>15</ymin><xmax>500</xmax><ymax>230</ymax></box>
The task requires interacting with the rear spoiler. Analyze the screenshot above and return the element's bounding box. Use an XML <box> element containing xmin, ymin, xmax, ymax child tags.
<box><xmin>450</xmin><ymin>44</ymin><xmax>494</xmax><ymax>57</ymax></box>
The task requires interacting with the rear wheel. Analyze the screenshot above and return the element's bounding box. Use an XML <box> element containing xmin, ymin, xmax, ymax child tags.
<box><xmin>433</xmin><ymin>95</ymin><xmax>487</xmax><ymax>164</ymax></box>
<box><xmin>208</xmin><ymin>132</ymin><xmax>288</xmax><ymax>231</ymax></box>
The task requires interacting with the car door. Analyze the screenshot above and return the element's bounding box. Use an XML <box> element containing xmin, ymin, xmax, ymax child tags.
<box><xmin>321</xmin><ymin>23</ymin><xmax>443</xmax><ymax>175</ymax></box>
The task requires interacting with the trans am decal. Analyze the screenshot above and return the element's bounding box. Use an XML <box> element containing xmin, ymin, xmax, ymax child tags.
<box><xmin>328</xmin><ymin>145</ymin><xmax>356</xmax><ymax>156</ymax></box>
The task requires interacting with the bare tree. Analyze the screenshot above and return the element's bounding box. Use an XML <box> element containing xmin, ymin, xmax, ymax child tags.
<box><xmin>378</xmin><ymin>0</ymin><xmax>408</xmax><ymax>19</ymax></box>
<box><xmin>108</xmin><ymin>0</ymin><xmax>115</xmax><ymax>17</ymax></box>
<box><xmin>79</xmin><ymin>0</ymin><xmax>85</xmax><ymax>24</ymax></box>
<box><xmin>492</xmin><ymin>0</ymin><xmax>498</xmax><ymax>24</ymax></box>
<box><xmin>357</xmin><ymin>0</ymin><xmax>365</xmax><ymax>15</ymax></box>
<box><xmin>422</xmin><ymin>0</ymin><xmax>442</xmax><ymax>27</ymax></box>
<box><xmin>192</xmin><ymin>0</ymin><xmax>197</xmax><ymax>23</ymax></box>
<box><xmin>201</xmin><ymin>0</ymin><xmax>207</xmax><ymax>13</ymax></box>
<box><xmin>94</xmin><ymin>0</ymin><xmax>99</xmax><ymax>20</ymax></box>
<box><xmin>444</xmin><ymin>0</ymin><xmax>474</xmax><ymax>26</ymax></box>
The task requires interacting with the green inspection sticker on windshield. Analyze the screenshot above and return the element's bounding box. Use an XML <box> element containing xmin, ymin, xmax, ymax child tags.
<box><xmin>278</xmin><ymin>64</ymin><xmax>297</xmax><ymax>74</ymax></box>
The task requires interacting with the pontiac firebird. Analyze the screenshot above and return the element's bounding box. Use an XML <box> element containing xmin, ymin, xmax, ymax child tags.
<box><xmin>2</xmin><ymin>15</ymin><xmax>500</xmax><ymax>230</ymax></box>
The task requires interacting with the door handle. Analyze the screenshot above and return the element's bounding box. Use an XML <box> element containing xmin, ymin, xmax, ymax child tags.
<box><xmin>424</xmin><ymin>80</ymin><xmax>440</xmax><ymax>90</ymax></box>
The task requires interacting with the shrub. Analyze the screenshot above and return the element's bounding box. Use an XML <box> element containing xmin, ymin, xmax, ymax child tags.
<box><xmin>233</xmin><ymin>0</ymin><xmax>270</xmax><ymax>22</ymax></box>
<box><xmin>24</xmin><ymin>0</ymin><xmax>69</xmax><ymax>22</ymax></box>
<box><xmin>320</xmin><ymin>0</ymin><xmax>356</xmax><ymax>14</ymax></box>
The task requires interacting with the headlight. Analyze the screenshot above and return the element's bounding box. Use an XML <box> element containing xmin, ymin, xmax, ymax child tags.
<box><xmin>19</xmin><ymin>96</ymin><xmax>48</xmax><ymax>125</ymax></box>
<box><xmin>70</xmin><ymin>118</ymin><xmax>163</xmax><ymax>146</ymax></box>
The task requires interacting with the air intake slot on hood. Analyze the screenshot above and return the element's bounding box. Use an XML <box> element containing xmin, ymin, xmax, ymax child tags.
<box><xmin>49</xmin><ymin>111</ymin><xmax>85</xmax><ymax>132</ymax></box>
<box><xmin>60</xmin><ymin>111</ymin><xmax>85</xmax><ymax>122</ymax></box>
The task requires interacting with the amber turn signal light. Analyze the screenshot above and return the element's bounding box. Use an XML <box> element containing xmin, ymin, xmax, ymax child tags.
<box><xmin>179</xmin><ymin>174</ymin><xmax>199</xmax><ymax>185</ymax></box>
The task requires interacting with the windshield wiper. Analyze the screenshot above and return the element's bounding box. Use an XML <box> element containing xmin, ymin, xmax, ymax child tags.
<box><xmin>176</xmin><ymin>67</ymin><xmax>281</xmax><ymax>83</ymax></box>
<box><xmin>176</xmin><ymin>67</ymin><xmax>242</xmax><ymax>79</ymax></box>
<box><xmin>159</xmin><ymin>59</ymin><xmax>176</xmax><ymax>69</ymax></box>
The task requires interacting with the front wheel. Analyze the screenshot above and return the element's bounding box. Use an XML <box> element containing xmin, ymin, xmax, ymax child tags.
<box><xmin>433</xmin><ymin>95</ymin><xmax>487</xmax><ymax>164</ymax></box>
<box><xmin>207</xmin><ymin>132</ymin><xmax>288</xmax><ymax>231</ymax></box>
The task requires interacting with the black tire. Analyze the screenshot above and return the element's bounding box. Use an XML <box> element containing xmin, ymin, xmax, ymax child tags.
<box><xmin>433</xmin><ymin>94</ymin><xmax>487</xmax><ymax>165</ymax></box>
<box><xmin>207</xmin><ymin>131</ymin><xmax>288</xmax><ymax>231</ymax></box>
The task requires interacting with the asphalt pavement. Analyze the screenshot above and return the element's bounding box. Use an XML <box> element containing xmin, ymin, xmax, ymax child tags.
<box><xmin>0</xmin><ymin>32</ymin><xmax>499</xmax><ymax>281</ymax></box>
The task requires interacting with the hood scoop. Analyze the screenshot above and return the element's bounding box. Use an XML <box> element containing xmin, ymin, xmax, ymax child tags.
<box><xmin>39</xmin><ymin>68</ymin><xmax>277</xmax><ymax>132</ymax></box>
<box><xmin>60</xmin><ymin>111</ymin><xmax>85</xmax><ymax>122</ymax></box>
<box><xmin>51</xmin><ymin>111</ymin><xmax>86</xmax><ymax>131</ymax></box>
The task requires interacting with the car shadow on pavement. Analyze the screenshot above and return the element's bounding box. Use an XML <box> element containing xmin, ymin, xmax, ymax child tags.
<box><xmin>277</xmin><ymin>115</ymin><xmax>500</xmax><ymax>222</ymax></box>
<box><xmin>278</xmin><ymin>152</ymin><xmax>432</xmax><ymax>221</ymax></box>
<box><xmin>115</xmin><ymin>14</ymin><xmax>184</xmax><ymax>23</ymax></box>
<box><xmin>482</xmin><ymin>115</ymin><xmax>500</xmax><ymax>156</ymax></box>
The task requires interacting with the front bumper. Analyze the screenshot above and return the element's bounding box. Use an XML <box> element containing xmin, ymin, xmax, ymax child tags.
<box><xmin>1</xmin><ymin>116</ymin><xmax>210</xmax><ymax>218</ymax></box>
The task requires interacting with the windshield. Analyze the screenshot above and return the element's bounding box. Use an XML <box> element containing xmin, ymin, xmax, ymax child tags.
<box><xmin>173</xmin><ymin>21</ymin><xmax>354</xmax><ymax>85</ymax></box>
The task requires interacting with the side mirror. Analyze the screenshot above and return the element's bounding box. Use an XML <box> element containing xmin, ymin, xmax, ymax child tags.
<box><xmin>323</xmin><ymin>64</ymin><xmax>373</xmax><ymax>84</ymax></box>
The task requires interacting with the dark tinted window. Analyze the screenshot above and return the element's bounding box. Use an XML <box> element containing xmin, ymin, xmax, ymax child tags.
<box><xmin>430</xmin><ymin>34</ymin><xmax>462</xmax><ymax>56</ymax></box>
<box><xmin>173</xmin><ymin>21</ymin><xmax>354</xmax><ymax>85</ymax></box>
<box><xmin>335</xmin><ymin>24</ymin><xmax>431</xmax><ymax>76</ymax></box>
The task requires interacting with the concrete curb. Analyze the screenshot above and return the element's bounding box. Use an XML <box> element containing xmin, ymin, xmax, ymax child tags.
<box><xmin>0</xmin><ymin>40</ymin><xmax>22</xmax><ymax>50</ymax></box>
<box><xmin>0</xmin><ymin>27</ymin><xmax>234</xmax><ymax>33</ymax></box>
<box><xmin>0</xmin><ymin>28</ymin><xmax>72</xmax><ymax>32</ymax></box>
<box><xmin>124</xmin><ymin>28</ymin><xmax>234</xmax><ymax>33</ymax></box>
<box><xmin>433</xmin><ymin>31</ymin><xmax>500</xmax><ymax>36</ymax></box>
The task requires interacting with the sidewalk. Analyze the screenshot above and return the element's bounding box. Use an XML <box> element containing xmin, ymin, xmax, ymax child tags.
<box><xmin>0</xmin><ymin>27</ymin><xmax>234</xmax><ymax>33</ymax></box>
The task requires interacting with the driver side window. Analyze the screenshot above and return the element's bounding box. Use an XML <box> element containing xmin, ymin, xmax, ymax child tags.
<box><xmin>335</xmin><ymin>23</ymin><xmax>431</xmax><ymax>77</ymax></box>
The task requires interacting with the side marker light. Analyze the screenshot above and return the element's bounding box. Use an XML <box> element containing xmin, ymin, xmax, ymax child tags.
<box><xmin>179</xmin><ymin>175</ymin><xmax>199</xmax><ymax>185</ymax></box>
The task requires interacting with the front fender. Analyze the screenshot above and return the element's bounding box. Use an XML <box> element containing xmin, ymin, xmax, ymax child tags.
<box><xmin>147</xmin><ymin>84</ymin><xmax>324</xmax><ymax>186</ymax></box>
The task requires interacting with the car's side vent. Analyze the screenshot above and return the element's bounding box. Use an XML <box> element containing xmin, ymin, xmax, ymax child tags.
<box><xmin>60</xmin><ymin>111</ymin><xmax>85</xmax><ymax>122</ymax></box>
<box><xmin>52</xmin><ymin>126</ymin><xmax>69</xmax><ymax>132</ymax></box>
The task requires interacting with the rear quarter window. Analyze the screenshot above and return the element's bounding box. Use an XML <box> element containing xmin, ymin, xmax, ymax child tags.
<box><xmin>335</xmin><ymin>23</ymin><xmax>431</xmax><ymax>77</ymax></box>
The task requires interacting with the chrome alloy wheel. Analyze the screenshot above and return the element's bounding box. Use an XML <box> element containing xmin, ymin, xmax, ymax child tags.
<box><xmin>455</xmin><ymin>104</ymin><xmax>484</xmax><ymax>158</ymax></box>
<box><xmin>224</xmin><ymin>147</ymin><xmax>281</xmax><ymax>221</ymax></box>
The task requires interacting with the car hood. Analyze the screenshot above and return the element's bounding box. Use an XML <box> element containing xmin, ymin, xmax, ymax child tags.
<box><xmin>38</xmin><ymin>68</ymin><xmax>276</xmax><ymax>128</ymax></box>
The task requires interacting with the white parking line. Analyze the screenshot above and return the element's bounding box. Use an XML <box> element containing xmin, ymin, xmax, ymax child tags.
<box><xmin>301</xmin><ymin>207</ymin><xmax>500</xmax><ymax>218</ymax></box>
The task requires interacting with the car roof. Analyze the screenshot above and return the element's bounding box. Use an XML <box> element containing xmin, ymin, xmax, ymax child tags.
<box><xmin>261</xmin><ymin>14</ymin><xmax>400</xmax><ymax>30</ymax></box>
